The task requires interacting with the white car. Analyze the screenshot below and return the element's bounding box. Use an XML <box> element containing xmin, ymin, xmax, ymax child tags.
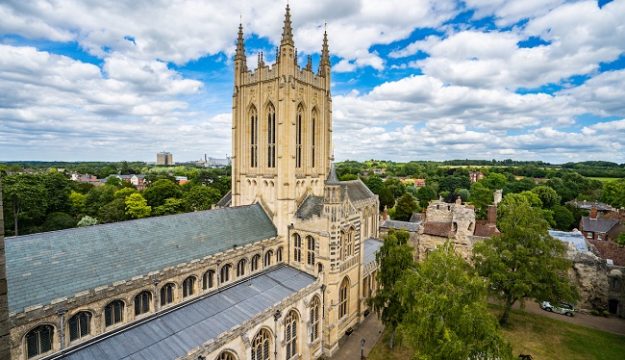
<box><xmin>540</xmin><ymin>301</ymin><xmax>575</xmax><ymax>317</ymax></box>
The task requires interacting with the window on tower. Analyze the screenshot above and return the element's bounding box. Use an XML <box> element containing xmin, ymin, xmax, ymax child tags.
<box><xmin>311</xmin><ymin>108</ymin><xmax>317</xmax><ymax>168</ymax></box>
<box><xmin>250</xmin><ymin>106</ymin><xmax>258</xmax><ymax>168</ymax></box>
<box><xmin>296</xmin><ymin>105</ymin><xmax>303</xmax><ymax>168</ymax></box>
<box><xmin>267</xmin><ymin>103</ymin><xmax>276</xmax><ymax>168</ymax></box>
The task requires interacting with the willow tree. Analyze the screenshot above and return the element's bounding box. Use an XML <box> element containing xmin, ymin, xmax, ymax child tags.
<box><xmin>399</xmin><ymin>242</ymin><xmax>512</xmax><ymax>360</ymax></box>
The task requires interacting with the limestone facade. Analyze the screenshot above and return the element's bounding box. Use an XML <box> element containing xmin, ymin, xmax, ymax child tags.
<box><xmin>1</xmin><ymin>180</ymin><xmax>11</xmax><ymax>359</ymax></box>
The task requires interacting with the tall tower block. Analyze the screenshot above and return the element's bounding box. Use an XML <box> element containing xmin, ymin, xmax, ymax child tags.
<box><xmin>231</xmin><ymin>5</ymin><xmax>333</xmax><ymax>237</ymax></box>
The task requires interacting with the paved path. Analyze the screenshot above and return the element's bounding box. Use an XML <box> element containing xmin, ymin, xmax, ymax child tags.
<box><xmin>330</xmin><ymin>315</ymin><xmax>385</xmax><ymax>359</ymax></box>
<box><xmin>517</xmin><ymin>301</ymin><xmax>625</xmax><ymax>336</ymax></box>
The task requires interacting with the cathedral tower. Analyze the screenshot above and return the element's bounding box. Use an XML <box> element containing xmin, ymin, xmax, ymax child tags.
<box><xmin>231</xmin><ymin>4</ymin><xmax>333</xmax><ymax>237</ymax></box>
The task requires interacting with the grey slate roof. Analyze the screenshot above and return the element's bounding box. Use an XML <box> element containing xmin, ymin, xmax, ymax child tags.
<box><xmin>549</xmin><ymin>230</ymin><xmax>589</xmax><ymax>252</ymax></box>
<box><xmin>54</xmin><ymin>265</ymin><xmax>316</xmax><ymax>360</ymax></box>
<box><xmin>343</xmin><ymin>180</ymin><xmax>376</xmax><ymax>202</ymax></box>
<box><xmin>295</xmin><ymin>196</ymin><xmax>324</xmax><ymax>220</ymax></box>
<box><xmin>5</xmin><ymin>204</ymin><xmax>276</xmax><ymax>313</ymax></box>
<box><xmin>380</xmin><ymin>220</ymin><xmax>421</xmax><ymax>232</ymax></box>
<box><xmin>580</xmin><ymin>216</ymin><xmax>618</xmax><ymax>234</ymax></box>
<box><xmin>364</xmin><ymin>238</ymin><xmax>383</xmax><ymax>266</ymax></box>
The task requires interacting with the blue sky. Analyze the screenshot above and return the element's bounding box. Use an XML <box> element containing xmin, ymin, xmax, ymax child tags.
<box><xmin>1</xmin><ymin>0</ymin><xmax>625</xmax><ymax>163</ymax></box>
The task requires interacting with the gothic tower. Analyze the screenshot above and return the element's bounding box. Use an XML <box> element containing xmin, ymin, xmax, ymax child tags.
<box><xmin>231</xmin><ymin>4</ymin><xmax>333</xmax><ymax>237</ymax></box>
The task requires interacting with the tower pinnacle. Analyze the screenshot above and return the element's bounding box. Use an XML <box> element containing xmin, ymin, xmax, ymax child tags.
<box><xmin>280</xmin><ymin>4</ymin><xmax>294</xmax><ymax>47</ymax></box>
<box><xmin>235</xmin><ymin>23</ymin><xmax>247</xmax><ymax>71</ymax></box>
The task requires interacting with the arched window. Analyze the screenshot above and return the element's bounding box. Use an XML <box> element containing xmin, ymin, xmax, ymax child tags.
<box><xmin>250</xmin><ymin>106</ymin><xmax>258</xmax><ymax>168</ymax></box>
<box><xmin>264</xmin><ymin>250</ymin><xmax>273</xmax><ymax>267</ymax></box>
<box><xmin>296</xmin><ymin>105</ymin><xmax>303</xmax><ymax>168</ymax></box>
<box><xmin>203</xmin><ymin>270</ymin><xmax>215</xmax><ymax>290</ymax></box>
<box><xmin>104</xmin><ymin>300</ymin><xmax>124</xmax><ymax>327</ymax></box>
<box><xmin>285</xmin><ymin>310</ymin><xmax>299</xmax><ymax>359</ymax></box>
<box><xmin>160</xmin><ymin>283</ymin><xmax>175</xmax><ymax>306</ymax></box>
<box><xmin>306</xmin><ymin>236</ymin><xmax>315</xmax><ymax>265</ymax></box>
<box><xmin>220</xmin><ymin>264</ymin><xmax>232</xmax><ymax>284</ymax></box>
<box><xmin>134</xmin><ymin>291</ymin><xmax>151</xmax><ymax>316</ymax></box>
<box><xmin>69</xmin><ymin>311</ymin><xmax>91</xmax><ymax>342</ymax></box>
<box><xmin>267</xmin><ymin>103</ymin><xmax>276</xmax><ymax>168</ymax></box>
<box><xmin>237</xmin><ymin>259</ymin><xmax>247</xmax><ymax>277</ymax></box>
<box><xmin>26</xmin><ymin>325</ymin><xmax>54</xmax><ymax>358</ymax></box>
<box><xmin>251</xmin><ymin>254</ymin><xmax>261</xmax><ymax>272</ymax></box>
<box><xmin>183</xmin><ymin>276</ymin><xmax>196</xmax><ymax>298</ymax></box>
<box><xmin>339</xmin><ymin>278</ymin><xmax>349</xmax><ymax>319</ymax></box>
<box><xmin>216</xmin><ymin>350</ymin><xmax>237</xmax><ymax>360</ymax></box>
<box><xmin>276</xmin><ymin>247</ymin><xmax>283</xmax><ymax>263</ymax></box>
<box><xmin>311</xmin><ymin>108</ymin><xmax>317</xmax><ymax>168</ymax></box>
<box><xmin>293</xmin><ymin>233</ymin><xmax>302</xmax><ymax>262</ymax></box>
<box><xmin>309</xmin><ymin>296</ymin><xmax>320</xmax><ymax>342</ymax></box>
<box><xmin>251</xmin><ymin>328</ymin><xmax>271</xmax><ymax>360</ymax></box>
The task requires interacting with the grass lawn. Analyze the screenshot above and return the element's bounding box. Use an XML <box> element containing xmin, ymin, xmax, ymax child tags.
<box><xmin>588</xmin><ymin>177</ymin><xmax>622</xmax><ymax>183</ymax></box>
<box><xmin>368</xmin><ymin>308</ymin><xmax>625</xmax><ymax>360</ymax></box>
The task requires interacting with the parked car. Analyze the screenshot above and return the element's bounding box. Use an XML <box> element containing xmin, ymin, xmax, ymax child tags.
<box><xmin>540</xmin><ymin>301</ymin><xmax>575</xmax><ymax>316</ymax></box>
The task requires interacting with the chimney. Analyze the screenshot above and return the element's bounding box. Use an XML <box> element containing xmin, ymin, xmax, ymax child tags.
<box><xmin>590</xmin><ymin>205</ymin><xmax>598</xmax><ymax>220</ymax></box>
<box><xmin>455</xmin><ymin>196</ymin><xmax>462</xmax><ymax>205</ymax></box>
<box><xmin>487</xmin><ymin>205</ymin><xmax>497</xmax><ymax>224</ymax></box>
<box><xmin>0</xmin><ymin>178</ymin><xmax>11</xmax><ymax>359</ymax></box>
<box><xmin>382</xmin><ymin>206</ymin><xmax>389</xmax><ymax>221</ymax></box>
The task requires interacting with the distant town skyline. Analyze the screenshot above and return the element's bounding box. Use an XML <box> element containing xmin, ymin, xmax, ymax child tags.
<box><xmin>1</xmin><ymin>0</ymin><xmax>624</xmax><ymax>163</ymax></box>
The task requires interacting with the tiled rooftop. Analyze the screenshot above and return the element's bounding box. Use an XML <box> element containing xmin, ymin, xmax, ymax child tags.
<box><xmin>5</xmin><ymin>204</ymin><xmax>276</xmax><ymax>313</ymax></box>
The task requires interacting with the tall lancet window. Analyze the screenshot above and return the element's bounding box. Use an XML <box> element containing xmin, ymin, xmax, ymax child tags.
<box><xmin>267</xmin><ymin>103</ymin><xmax>276</xmax><ymax>168</ymax></box>
<box><xmin>311</xmin><ymin>109</ymin><xmax>317</xmax><ymax>169</ymax></box>
<box><xmin>250</xmin><ymin>106</ymin><xmax>258</xmax><ymax>168</ymax></box>
<box><xmin>296</xmin><ymin>105</ymin><xmax>303</xmax><ymax>168</ymax></box>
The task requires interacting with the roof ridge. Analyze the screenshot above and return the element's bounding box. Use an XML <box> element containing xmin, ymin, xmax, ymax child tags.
<box><xmin>6</xmin><ymin>203</ymin><xmax>262</xmax><ymax>240</ymax></box>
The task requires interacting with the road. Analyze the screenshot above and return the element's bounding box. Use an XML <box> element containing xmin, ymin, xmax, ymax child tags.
<box><xmin>518</xmin><ymin>301</ymin><xmax>625</xmax><ymax>336</ymax></box>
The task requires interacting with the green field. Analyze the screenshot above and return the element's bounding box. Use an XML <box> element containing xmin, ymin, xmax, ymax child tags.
<box><xmin>368</xmin><ymin>308</ymin><xmax>625</xmax><ymax>360</ymax></box>
<box><xmin>588</xmin><ymin>177</ymin><xmax>622</xmax><ymax>183</ymax></box>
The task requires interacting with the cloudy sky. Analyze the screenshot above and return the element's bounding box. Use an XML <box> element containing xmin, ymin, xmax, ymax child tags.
<box><xmin>1</xmin><ymin>0</ymin><xmax>624</xmax><ymax>163</ymax></box>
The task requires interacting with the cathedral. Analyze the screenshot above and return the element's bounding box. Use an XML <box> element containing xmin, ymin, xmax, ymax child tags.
<box><xmin>0</xmin><ymin>5</ymin><xmax>381</xmax><ymax>360</ymax></box>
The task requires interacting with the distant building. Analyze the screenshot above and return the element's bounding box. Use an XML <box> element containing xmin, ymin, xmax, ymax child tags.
<box><xmin>567</xmin><ymin>200</ymin><xmax>616</xmax><ymax>213</ymax></box>
<box><xmin>414</xmin><ymin>178</ymin><xmax>426</xmax><ymax>187</ymax></box>
<box><xmin>579</xmin><ymin>205</ymin><xmax>624</xmax><ymax>242</ymax></box>
<box><xmin>70</xmin><ymin>173</ymin><xmax>102</xmax><ymax>186</ymax></box>
<box><xmin>175</xmin><ymin>176</ymin><xmax>189</xmax><ymax>185</ymax></box>
<box><xmin>156</xmin><ymin>151</ymin><xmax>174</xmax><ymax>166</ymax></box>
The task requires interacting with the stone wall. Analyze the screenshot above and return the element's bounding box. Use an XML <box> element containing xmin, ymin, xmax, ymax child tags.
<box><xmin>569</xmin><ymin>250</ymin><xmax>609</xmax><ymax>310</ymax></box>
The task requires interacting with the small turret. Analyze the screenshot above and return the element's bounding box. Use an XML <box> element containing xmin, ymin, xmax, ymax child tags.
<box><xmin>318</xmin><ymin>26</ymin><xmax>330</xmax><ymax>75</ymax></box>
<box><xmin>280</xmin><ymin>4</ymin><xmax>294</xmax><ymax>47</ymax></box>
<box><xmin>306</xmin><ymin>55</ymin><xmax>313</xmax><ymax>71</ymax></box>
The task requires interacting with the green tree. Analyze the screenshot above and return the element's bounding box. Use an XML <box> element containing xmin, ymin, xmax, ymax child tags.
<box><xmin>455</xmin><ymin>188</ymin><xmax>470</xmax><ymax>202</ymax></box>
<box><xmin>617</xmin><ymin>233</ymin><xmax>625</xmax><ymax>247</ymax></box>
<box><xmin>42</xmin><ymin>212</ymin><xmax>76</xmax><ymax>232</ymax></box>
<box><xmin>474</xmin><ymin>200</ymin><xmax>578</xmax><ymax>325</ymax></box>
<box><xmin>399</xmin><ymin>242</ymin><xmax>512</xmax><ymax>360</ymax></box>
<box><xmin>339</xmin><ymin>173</ymin><xmax>358</xmax><ymax>181</ymax></box>
<box><xmin>378</xmin><ymin>187</ymin><xmax>395</xmax><ymax>212</ymax></box>
<box><xmin>144</xmin><ymin>179</ymin><xmax>182</xmax><ymax>207</ymax></box>
<box><xmin>416</xmin><ymin>186</ymin><xmax>437</xmax><ymax>208</ymax></box>
<box><xmin>553</xmin><ymin>205</ymin><xmax>575</xmax><ymax>230</ymax></box>
<box><xmin>114</xmin><ymin>187</ymin><xmax>137</xmax><ymax>199</ymax></box>
<box><xmin>482</xmin><ymin>172</ymin><xmax>508</xmax><ymax>190</ymax></box>
<box><xmin>531</xmin><ymin>185</ymin><xmax>561</xmax><ymax>208</ymax></box>
<box><xmin>98</xmin><ymin>198</ymin><xmax>127</xmax><ymax>223</ymax></box>
<box><xmin>154</xmin><ymin>197</ymin><xmax>185</xmax><ymax>216</ymax></box>
<box><xmin>42</xmin><ymin>172</ymin><xmax>72</xmax><ymax>213</ymax></box>
<box><xmin>69</xmin><ymin>190</ymin><xmax>87</xmax><ymax>216</ymax></box>
<box><xmin>384</xmin><ymin>177</ymin><xmax>406</xmax><ymax>198</ymax></box>
<box><xmin>125</xmin><ymin>193</ymin><xmax>151</xmax><ymax>219</ymax></box>
<box><xmin>469</xmin><ymin>182</ymin><xmax>493</xmax><ymax>219</ymax></box>
<box><xmin>394</xmin><ymin>193</ymin><xmax>418</xmax><ymax>221</ymax></box>
<box><xmin>85</xmin><ymin>185</ymin><xmax>117</xmax><ymax>216</ymax></box>
<box><xmin>365</xmin><ymin>175</ymin><xmax>384</xmax><ymax>194</ymax></box>
<box><xmin>183</xmin><ymin>186</ymin><xmax>221</xmax><ymax>211</ymax></box>
<box><xmin>601</xmin><ymin>179</ymin><xmax>625</xmax><ymax>208</ymax></box>
<box><xmin>370</xmin><ymin>230</ymin><xmax>415</xmax><ymax>348</ymax></box>
<box><xmin>2</xmin><ymin>174</ymin><xmax>48</xmax><ymax>235</ymax></box>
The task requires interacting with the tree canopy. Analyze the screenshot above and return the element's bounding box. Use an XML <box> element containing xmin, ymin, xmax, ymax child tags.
<box><xmin>473</xmin><ymin>199</ymin><xmax>578</xmax><ymax>325</ymax></box>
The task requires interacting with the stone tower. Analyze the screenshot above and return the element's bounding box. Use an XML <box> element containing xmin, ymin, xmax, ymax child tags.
<box><xmin>0</xmin><ymin>179</ymin><xmax>10</xmax><ymax>359</ymax></box>
<box><xmin>231</xmin><ymin>4</ymin><xmax>333</xmax><ymax>237</ymax></box>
